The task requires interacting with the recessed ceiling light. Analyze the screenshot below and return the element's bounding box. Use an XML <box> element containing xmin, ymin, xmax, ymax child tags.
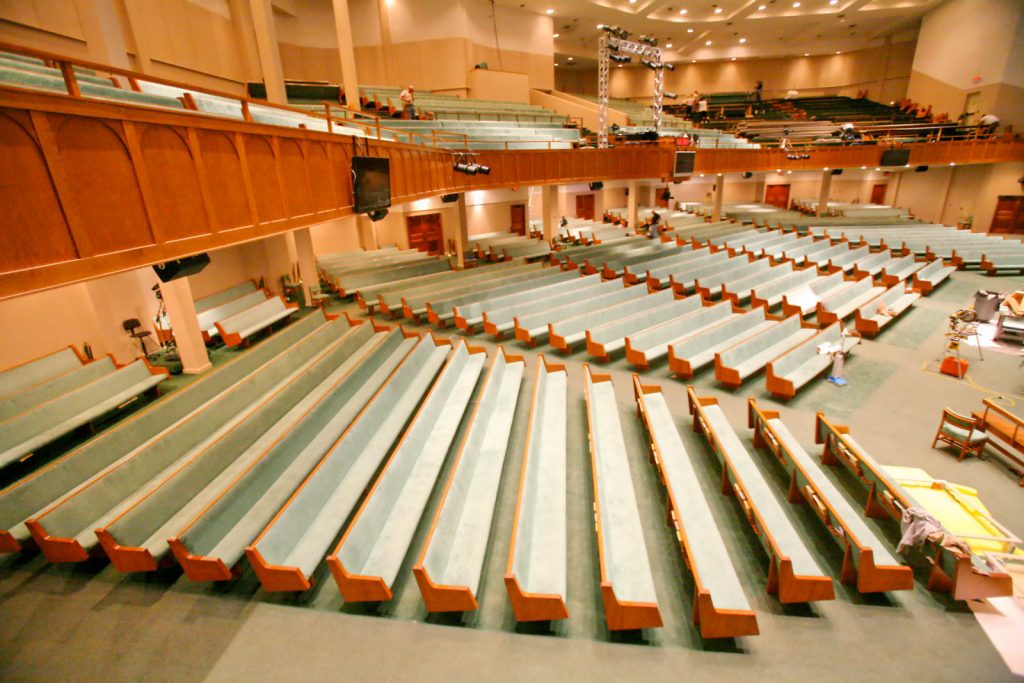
<box><xmin>699</xmin><ymin>173</ymin><xmax>705</xmax><ymax>177</ymax></box>
<box><xmin>705</xmin><ymin>40</ymin><xmax>712</xmax><ymax>45</ymax></box>
<box><xmin>553</xmin><ymin>33</ymin><xmax>559</xmax><ymax>38</ymax></box>
<box><xmin>739</xmin><ymin>37</ymin><xmax>746</xmax><ymax>43</ymax></box>
<box><xmin>618</xmin><ymin>64</ymin><xmax>623</xmax><ymax>67</ymax></box>
<box><xmin>666</xmin><ymin>43</ymin><xmax>674</xmax><ymax>48</ymax></box>
<box><xmin>692</xmin><ymin>59</ymin><xmax>697</xmax><ymax>63</ymax></box>
<box><xmin>545</xmin><ymin>8</ymin><xmax>554</xmax><ymax>14</ymax></box>
<box><xmin>875</xmin><ymin>167</ymin><xmax>881</xmax><ymax>171</ymax></box>
<box><xmin>567</xmin><ymin>56</ymin><xmax>573</xmax><ymax>60</ymax></box>
<box><xmin>830</xmin><ymin>0</ymin><xmax>838</xmax><ymax>4</ymax></box>
<box><xmin>554</xmin><ymin>63</ymin><xmax>559</xmax><ymax>66</ymax></box>
<box><xmin>629</xmin><ymin>0</ymin><xmax>637</xmax><ymax>3</ymax></box>
<box><xmin>860</xmin><ymin>166</ymin><xmax>866</xmax><ymax>170</ymax></box>
<box><xmin>950</xmin><ymin>162</ymin><xmax>956</xmax><ymax>166</ymax></box>
<box><xmin>804</xmin><ymin>52</ymin><xmax>810</xmax><ymax>56</ymax></box>
<box><xmin>714</xmin><ymin>7</ymin><xmax>723</xmax><ymax>14</ymax></box>
<box><xmin>776</xmin><ymin>169</ymin><xmax>782</xmax><ymax>173</ymax></box>
<box><xmin>687</xmin><ymin>28</ymin><xmax>694</xmax><ymax>32</ymax></box>
<box><xmin>757</xmin><ymin>4</ymin><xmax>766</xmax><ymax>9</ymax></box>
<box><xmin>792</xmin><ymin>1</ymin><xmax>800</xmax><ymax>6</ymax></box>
<box><xmin>787</xmin><ymin>170</ymin><xmax>793</xmax><ymax>174</ymax></box>
<box><xmin>823</xmin><ymin>167</ymin><xmax>829</xmax><ymax>170</ymax></box>
<box><xmin>731</xmin><ymin>57</ymin><xmax>736</xmax><ymax>61</ymax></box>
<box><xmin>835</xmin><ymin>50</ymin><xmax>841</xmax><ymax>54</ymax></box>
<box><xmin>679</xmin><ymin>8</ymin><xmax>688</xmax><ymax>14</ymax></box>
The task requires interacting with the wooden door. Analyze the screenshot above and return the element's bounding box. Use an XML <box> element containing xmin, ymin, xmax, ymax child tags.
<box><xmin>655</xmin><ymin>187</ymin><xmax>670</xmax><ymax>208</ymax></box>
<box><xmin>870</xmin><ymin>183</ymin><xmax>887</xmax><ymax>205</ymax></box>
<box><xmin>510</xmin><ymin>203</ymin><xmax>526</xmax><ymax>235</ymax></box>
<box><xmin>990</xmin><ymin>196</ymin><xmax>1024</xmax><ymax>235</ymax></box>
<box><xmin>406</xmin><ymin>213</ymin><xmax>444</xmax><ymax>254</ymax></box>
<box><xmin>765</xmin><ymin>184</ymin><xmax>791</xmax><ymax>209</ymax></box>
<box><xmin>575</xmin><ymin>193</ymin><xmax>595</xmax><ymax>220</ymax></box>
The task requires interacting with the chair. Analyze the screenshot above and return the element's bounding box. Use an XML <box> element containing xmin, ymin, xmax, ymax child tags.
<box><xmin>122</xmin><ymin>319</ymin><xmax>153</xmax><ymax>357</ymax></box>
<box><xmin>932</xmin><ymin>408</ymin><xmax>987</xmax><ymax>461</ymax></box>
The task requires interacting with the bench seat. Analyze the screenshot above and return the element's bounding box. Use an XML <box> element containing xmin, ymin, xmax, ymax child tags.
<box><xmin>194</xmin><ymin>281</ymin><xmax>259</xmax><ymax>314</ymax></box>
<box><xmin>197</xmin><ymin>290</ymin><xmax>270</xmax><ymax>341</ymax></box>
<box><xmin>625</xmin><ymin>301</ymin><xmax>733</xmax><ymax>369</ymax></box>
<box><xmin>425</xmin><ymin>270</ymin><xmax>575</xmax><ymax>326</ymax></box>
<box><xmin>634</xmin><ymin>379</ymin><xmax>757</xmax><ymax>638</ymax></box>
<box><xmin>550</xmin><ymin>289</ymin><xmax>676</xmax><ymax>351</ymax></box>
<box><xmin>585</xmin><ymin>367</ymin><xmax>662</xmax><ymax>630</ymax></box>
<box><xmin>879</xmin><ymin>255</ymin><xmax>927</xmax><ymax>287</ymax></box>
<box><xmin>687</xmin><ymin>389</ymin><xmax>834</xmax><ymax>603</ymax></box>
<box><xmin>587</xmin><ymin>296</ymin><xmax>703</xmax><ymax>360</ymax></box>
<box><xmin>667</xmin><ymin>308</ymin><xmax>774</xmax><ymax>378</ymax></box>
<box><xmin>715</xmin><ymin>316</ymin><xmax>817</xmax><ymax>388</ymax></box>
<box><xmin>816</xmin><ymin>278</ymin><xmax>886</xmax><ymax>325</ymax></box>
<box><xmin>215</xmin><ymin>297</ymin><xmax>298</xmax><ymax>347</ymax></box>
<box><xmin>853</xmin><ymin>284</ymin><xmax>920</xmax><ymax>337</ymax></box>
<box><xmin>766</xmin><ymin>323</ymin><xmax>860</xmax><ymax>399</ymax></box>
<box><xmin>780</xmin><ymin>272</ymin><xmax>852</xmax><ymax>317</ymax></box>
<box><xmin>454</xmin><ymin>273</ymin><xmax>594</xmax><ymax>333</ymax></box>
<box><xmin>0</xmin><ymin>346</ymin><xmax>86</xmax><ymax>400</ymax></box>
<box><xmin>387</xmin><ymin>263</ymin><xmax>542</xmax><ymax>318</ymax></box>
<box><xmin>483</xmin><ymin>277</ymin><xmax>617</xmax><ymax>337</ymax></box>
<box><xmin>0</xmin><ymin>356</ymin><xmax>116</xmax><ymax>423</ymax></box>
<box><xmin>506</xmin><ymin>357</ymin><xmax>569</xmax><ymax>621</ymax></box>
<box><xmin>514</xmin><ymin>284</ymin><xmax>646</xmax><ymax>345</ymax></box>
<box><xmin>910</xmin><ymin>260</ymin><xmax>955</xmax><ymax>295</ymax></box>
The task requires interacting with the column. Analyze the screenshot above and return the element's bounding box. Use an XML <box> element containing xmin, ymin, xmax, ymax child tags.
<box><xmin>888</xmin><ymin>171</ymin><xmax>904</xmax><ymax>208</ymax></box>
<box><xmin>331</xmin><ymin>0</ymin><xmax>362</xmax><ymax>111</ymax></box>
<box><xmin>375</xmin><ymin>0</ymin><xmax>397</xmax><ymax>85</ymax></box>
<box><xmin>541</xmin><ymin>185</ymin><xmax>559</xmax><ymax>243</ymax></box>
<box><xmin>627</xmin><ymin>179</ymin><xmax>638</xmax><ymax>229</ymax></box>
<box><xmin>454</xmin><ymin>194</ymin><xmax>471</xmax><ymax>267</ymax></box>
<box><xmin>159</xmin><ymin>278</ymin><xmax>212</xmax><ymax>375</ymax></box>
<box><xmin>753</xmin><ymin>174</ymin><xmax>767</xmax><ymax>205</ymax></box>
<box><xmin>355</xmin><ymin>215</ymin><xmax>378</xmax><ymax>250</ymax></box>
<box><xmin>293</xmin><ymin>227</ymin><xmax>319</xmax><ymax>305</ymax></box>
<box><xmin>712</xmin><ymin>174</ymin><xmax>724</xmax><ymax>222</ymax></box>
<box><xmin>248</xmin><ymin>0</ymin><xmax>287</xmax><ymax>104</ymax></box>
<box><xmin>816</xmin><ymin>170</ymin><xmax>833</xmax><ymax>217</ymax></box>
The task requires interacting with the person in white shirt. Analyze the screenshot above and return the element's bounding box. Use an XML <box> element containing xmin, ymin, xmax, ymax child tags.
<box><xmin>399</xmin><ymin>85</ymin><xmax>416</xmax><ymax>119</ymax></box>
<box><xmin>786</xmin><ymin>88</ymin><xmax>799</xmax><ymax>99</ymax></box>
<box><xmin>697</xmin><ymin>96</ymin><xmax>709</xmax><ymax>124</ymax></box>
<box><xmin>979</xmin><ymin>113</ymin><xmax>999</xmax><ymax>136</ymax></box>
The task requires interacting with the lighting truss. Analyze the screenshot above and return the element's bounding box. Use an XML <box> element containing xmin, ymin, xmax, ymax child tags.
<box><xmin>597</xmin><ymin>34</ymin><xmax>665</xmax><ymax>148</ymax></box>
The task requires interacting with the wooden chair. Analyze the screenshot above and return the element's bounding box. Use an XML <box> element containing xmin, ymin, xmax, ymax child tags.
<box><xmin>932</xmin><ymin>408</ymin><xmax>987</xmax><ymax>461</ymax></box>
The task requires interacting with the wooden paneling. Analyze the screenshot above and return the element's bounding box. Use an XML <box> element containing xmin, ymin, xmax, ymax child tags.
<box><xmin>138</xmin><ymin>125</ymin><xmax>209</xmax><ymax>241</ymax></box>
<box><xmin>197</xmin><ymin>130</ymin><xmax>250</xmax><ymax>228</ymax></box>
<box><xmin>279</xmin><ymin>138</ymin><xmax>312</xmax><ymax>217</ymax></box>
<box><xmin>243</xmin><ymin>135</ymin><xmax>285</xmax><ymax>222</ymax></box>
<box><xmin>306</xmin><ymin>141</ymin><xmax>336</xmax><ymax>212</ymax></box>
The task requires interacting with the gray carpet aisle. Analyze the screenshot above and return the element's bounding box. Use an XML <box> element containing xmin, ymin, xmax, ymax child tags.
<box><xmin>1</xmin><ymin>270</ymin><xmax>1022</xmax><ymax>683</ymax></box>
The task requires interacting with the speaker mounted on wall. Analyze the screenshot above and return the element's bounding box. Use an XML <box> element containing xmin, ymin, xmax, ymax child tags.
<box><xmin>831</xmin><ymin>168</ymin><xmax>844</xmax><ymax>176</ymax></box>
<box><xmin>589</xmin><ymin>181</ymin><xmax>604</xmax><ymax>191</ymax></box>
<box><xmin>153</xmin><ymin>253</ymin><xmax>211</xmax><ymax>282</ymax></box>
<box><xmin>441</xmin><ymin>193</ymin><xmax>460</xmax><ymax>203</ymax></box>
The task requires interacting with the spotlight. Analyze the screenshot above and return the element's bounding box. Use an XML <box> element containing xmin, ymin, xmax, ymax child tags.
<box><xmin>610</xmin><ymin>54</ymin><xmax>631</xmax><ymax>63</ymax></box>
<box><xmin>475</xmin><ymin>164</ymin><xmax>491</xmax><ymax>175</ymax></box>
<box><xmin>453</xmin><ymin>162</ymin><xmax>476</xmax><ymax>174</ymax></box>
<box><xmin>641</xmin><ymin>59</ymin><xmax>657</xmax><ymax>70</ymax></box>
<box><xmin>638</xmin><ymin>34</ymin><xmax>658</xmax><ymax>46</ymax></box>
<box><xmin>367</xmin><ymin>208</ymin><xmax>389</xmax><ymax>221</ymax></box>
<box><xmin>663</xmin><ymin>62</ymin><xmax>675</xmax><ymax>71</ymax></box>
<box><xmin>664</xmin><ymin>91</ymin><xmax>678</xmax><ymax>99</ymax></box>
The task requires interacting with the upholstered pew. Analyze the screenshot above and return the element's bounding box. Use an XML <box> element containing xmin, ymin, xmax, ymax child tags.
<box><xmin>379</xmin><ymin>263</ymin><xmax>539</xmax><ymax>317</ymax></box>
<box><xmin>215</xmin><ymin>296</ymin><xmax>299</xmax><ymax>348</ymax></box>
<box><xmin>454</xmin><ymin>273</ymin><xmax>596</xmax><ymax>333</ymax></box>
<box><xmin>667</xmin><ymin>307</ymin><xmax>774</xmax><ymax>379</ymax></box>
<box><xmin>0</xmin><ymin>346</ymin><xmax>89</xmax><ymax>400</ymax></box>
<box><xmin>400</xmin><ymin>264</ymin><xmax>547</xmax><ymax>321</ymax></box>
<box><xmin>586</xmin><ymin>295</ymin><xmax>703</xmax><ymax>361</ymax></box>
<box><xmin>714</xmin><ymin>315</ymin><xmax>818</xmax><ymax>388</ymax></box>
<box><xmin>0</xmin><ymin>355</ymin><xmax>116</xmax><ymax>423</ymax></box>
<box><xmin>197</xmin><ymin>290</ymin><xmax>270</xmax><ymax>342</ymax></box>
<box><xmin>426</xmin><ymin>270</ymin><xmax>578</xmax><ymax>327</ymax></box>
<box><xmin>765</xmin><ymin>323</ymin><xmax>860</xmax><ymax>399</ymax></box>
<box><xmin>815</xmin><ymin>277</ymin><xmax>887</xmax><ymax>325</ymax></box>
<box><xmin>514</xmin><ymin>284</ymin><xmax>647</xmax><ymax>346</ymax></box>
<box><xmin>549</xmin><ymin>289</ymin><xmax>676</xmax><ymax>352</ymax></box>
<box><xmin>879</xmin><ymin>255</ymin><xmax>927</xmax><ymax>287</ymax></box>
<box><xmin>911</xmin><ymin>259</ymin><xmax>956</xmax><ymax>294</ymax></box>
<box><xmin>483</xmin><ymin>277</ymin><xmax>621</xmax><ymax>338</ymax></box>
<box><xmin>193</xmin><ymin>281</ymin><xmax>259</xmax><ymax>315</ymax></box>
<box><xmin>625</xmin><ymin>301</ymin><xmax>734</xmax><ymax>371</ymax></box>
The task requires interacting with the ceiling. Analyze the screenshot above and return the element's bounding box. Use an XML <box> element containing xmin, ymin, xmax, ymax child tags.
<box><xmin>501</xmin><ymin>0</ymin><xmax>945</xmax><ymax>63</ymax></box>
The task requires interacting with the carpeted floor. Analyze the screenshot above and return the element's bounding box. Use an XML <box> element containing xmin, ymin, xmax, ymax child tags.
<box><xmin>2</xmin><ymin>270</ymin><xmax>1022</xmax><ymax>683</ymax></box>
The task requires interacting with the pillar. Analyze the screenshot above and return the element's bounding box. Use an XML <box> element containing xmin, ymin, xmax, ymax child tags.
<box><xmin>627</xmin><ymin>179</ymin><xmax>639</xmax><ymax>229</ymax></box>
<box><xmin>888</xmin><ymin>171</ymin><xmax>904</xmax><ymax>208</ymax></box>
<box><xmin>453</xmin><ymin>194</ymin><xmax>471</xmax><ymax>267</ymax></box>
<box><xmin>159</xmin><ymin>278</ymin><xmax>212</xmax><ymax>375</ymax></box>
<box><xmin>816</xmin><ymin>170</ymin><xmax>833</xmax><ymax>217</ymax></box>
<box><xmin>712</xmin><ymin>175</ymin><xmax>724</xmax><ymax>222</ymax></box>
<box><xmin>329</xmin><ymin>0</ymin><xmax>362</xmax><ymax>111</ymax></box>
<box><xmin>375</xmin><ymin>0</ymin><xmax>397</xmax><ymax>85</ymax></box>
<box><xmin>541</xmin><ymin>185</ymin><xmax>559</xmax><ymax>243</ymax></box>
<box><xmin>293</xmin><ymin>227</ymin><xmax>318</xmax><ymax>305</ymax></box>
<box><xmin>249</xmin><ymin>0</ymin><xmax>287</xmax><ymax>104</ymax></box>
<box><xmin>355</xmin><ymin>215</ymin><xmax>378</xmax><ymax>250</ymax></box>
<box><xmin>753</xmin><ymin>174</ymin><xmax>767</xmax><ymax>204</ymax></box>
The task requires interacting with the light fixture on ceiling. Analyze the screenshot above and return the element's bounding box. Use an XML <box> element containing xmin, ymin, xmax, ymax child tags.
<box><xmin>629</xmin><ymin>0</ymin><xmax>637</xmax><ymax>3</ymax></box>
<box><xmin>730</xmin><ymin>57</ymin><xmax>736</xmax><ymax>61</ymax></box>
<box><xmin>691</xmin><ymin>59</ymin><xmax>697</xmax><ymax>63</ymax></box>
<box><xmin>553</xmin><ymin>33</ymin><xmax>559</xmax><ymax>38</ymax></box>
<box><xmin>714</xmin><ymin>7</ymin><xmax>723</xmax><ymax>14</ymax></box>
<box><xmin>757</xmin><ymin>4</ymin><xmax>766</xmax><ymax>9</ymax></box>
<box><xmin>776</xmin><ymin>169</ymin><xmax>781</xmax><ymax>173</ymax></box>
<box><xmin>860</xmin><ymin>166</ymin><xmax>866</xmax><ymax>170</ymax></box>
<box><xmin>835</xmin><ymin>50</ymin><xmax>841</xmax><ymax>54</ymax></box>
<box><xmin>666</xmin><ymin>43</ymin><xmax>673</xmax><ymax>48</ymax></box>
<box><xmin>545</xmin><ymin>8</ymin><xmax>554</xmax><ymax>14</ymax></box>
<box><xmin>804</xmin><ymin>52</ymin><xmax>810</xmax><ymax>56</ymax></box>
<box><xmin>705</xmin><ymin>40</ymin><xmax>712</xmax><ymax>45</ymax></box>
<box><xmin>949</xmin><ymin>162</ymin><xmax>956</xmax><ymax>166</ymax></box>
<box><xmin>739</xmin><ymin>37</ymin><xmax>746</xmax><ymax>43</ymax></box>
<box><xmin>554</xmin><ymin>63</ymin><xmax>559</xmax><ymax>66</ymax></box>
<box><xmin>875</xmin><ymin>167</ymin><xmax>881</xmax><ymax>171</ymax></box>
<box><xmin>679</xmin><ymin>8</ymin><xmax>688</xmax><ymax>14</ymax></box>
<box><xmin>830</xmin><ymin>0</ymin><xmax>838</xmax><ymax>4</ymax></box>
<box><xmin>567</xmin><ymin>56</ymin><xmax>573</xmax><ymax>60</ymax></box>
<box><xmin>792</xmin><ymin>1</ymin><xmax>800</xmax><ymax>7</ymax></box>
<box><xmin>618</xmin><ymin>64</ymin><xmax>623</xmax><ymax>67</ymax></box>
<box><xmin>687</xmin><ymin>28</ymin><xmax>694</xmax><ymax>32</ymax></box>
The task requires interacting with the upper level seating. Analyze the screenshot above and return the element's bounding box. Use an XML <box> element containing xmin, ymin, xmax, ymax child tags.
<box><xmin>632</xmin><ymin>377</ymin><xmax>758</xmax><ymax>638</ymax></box>
<box><xmin>584</xmin><ymin>366</ymin><xmax>662</xmax><ymax>631</ymax></box>
<box><xmin>687</xmin><ymin>388</ymin><xmax>834</xmax><ymax>604</ymax></box>
<box><xmin>381</xmin><ymin>118</ymin><xmax>581</xmax><ymax>150</ymax></box>
<box><xmin>361</xmin><ymin>85</ymin><xmax>566</xmax><ymax>124</ymax></box>
<box><xmin>747</xmin><ymin>401</ymin><xmax>913</xmax><ymax>594</ymax></box>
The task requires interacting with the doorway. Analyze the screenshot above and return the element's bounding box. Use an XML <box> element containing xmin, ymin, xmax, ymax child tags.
<box><xmin>406</xmin><ymin>213</ymin><xmax>444</xmax><ymax>254</ymax></box>
<box><xmin>655</xmin><ymin>187</ymin><xmax>670</xmax><ymax>208</ymax></box>
<box><xmin>575</xmin><ymin>193</ymin><xmax>596</xmax><ymax>220</ymax></box>
<box><xmin>870</xmin><ymin>183</ymin><xmax>888</xmax><ymax>205</ymax></box>
<box><xmin>990</xmin><ymin>196</ymin><xmax>1024</xmax><ymax>234</ymax></box>
<box><xmin>765</xmin><ymin>184</ymin><xmax>791</xmax><ymax>209</ymax></box>
<box><xmin>962</xmin><ymin>91</ymin><xmax>981</xmax><ymax>125</ymax></box>
<box><xmin>510</xmin><ymin>203</ymin><xmax>527</xmax><ymax>235</ymax></box>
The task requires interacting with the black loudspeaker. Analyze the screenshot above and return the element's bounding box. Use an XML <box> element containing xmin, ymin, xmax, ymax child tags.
<box><xmin>915</xmin><ymin>165</ymin><xmax>929</xmax><ymax>173</ymax></box>
<box><xmin>589</xmin><ymin>181</ymin><xmax>604</xmax><ymax>191</ymax></box>
<box><xmin>880</xmin><ymin>148</ymin><xmax>911</xmax><ymax>166</ymax></box>
<box><xmin>368</xmin><ymin>208</ymin><xmax>389</xmax><ymax>222</ymax></box>
<box><xmin>441</xmin><ymin>193</ymin><xmax>460</xmax><ymax>203</ymax></box>
<box><xmin>741</xmin><ymin>171</ymin><xmax>753</xmax><ymax>179</ymax></box>
<box><xmin>831</xmin><ymin>168</ymin><xmax>844</xmax><ymax>176</ymax></box>
<box><xmin>153</xmin><ymin>253</ymin><xmax>211</xmax><ymax>282</ymax></box>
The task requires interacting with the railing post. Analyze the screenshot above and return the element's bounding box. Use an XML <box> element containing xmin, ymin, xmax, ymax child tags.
<box><xmin>58</xmin><ymin>61</ymin><xmax>81</xmax><ymax>97</ymax></box>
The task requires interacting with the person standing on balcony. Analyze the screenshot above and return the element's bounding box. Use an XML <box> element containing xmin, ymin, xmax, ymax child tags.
<box><xmin>753</xmin><ymin>80</ymin><xmax>763</xmax><ymax>114</ymax></box>
<box><xmin>697</xmin><ymin>95</ymin><xmax>709</xmax><ymax>124</ymax></box>
<box><xmin>978</xmin><ymin>113</ymin><xmax>1000</xmax><ymax>136</ymax></box>
<box><xmin>400</xmin><ymin>85</ymin><xmax>416</xmax><ymax>119</ymax></box>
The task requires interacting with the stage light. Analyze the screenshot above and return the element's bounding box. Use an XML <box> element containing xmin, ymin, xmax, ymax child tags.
<box><xmin>610</xmin><ymin>53</ymin><xmax>631</xmax><ymax>63</ymax></box>
<box><xmin>553</xmin><ymin>33</ymin><xmax>559</xmax><ymax>38</ymax></box>
<box><xmin>545</xmin><ymin>8</ymin><xmax>554</xmax><ymax>14</ymax></box>
<box><xmin>666</xmin><ymin>43</ymin><xmax>673</xmax><ymax>48</ymax></box>
<box><xmin>664</xmin><ymin>62</ymin><xmax>675</xmax><ymax>70</ymax></box>
<box><xmin>705</xmin><ymin>40</ymin><xmax>712</xmax><ymax>45</ymax></box>
<box><xmin>757</xmin><ymin>4</ymin><xmax>766</xmax><ymax>9</ymax></box>
<box><xmin>679</xmin><ymin>8</ymin><xmax>687</xmax><ymax>14</ymax></box>
<box><xmin>687</xmin><ymin>28</ymin><xmax>694</xmax><ymax>32</ymax></box>
<box><xmin>664</xmin><ymin>92</ymin><xmax>678</xmax><ymax>99</ymax></box>
<box><xmin>714</xmin><ymin>7</ymin><xmax>722</xmax><ymax>13</ymax></box>
<box><xmin>739</xmin><ymin>37</ymin><xmax>746</xmax><ymax>43</ymax></box>
<box><xmin>475</xmin><ymin>164</ymin><xmax>491</xmax><ymax>175</ymax></box>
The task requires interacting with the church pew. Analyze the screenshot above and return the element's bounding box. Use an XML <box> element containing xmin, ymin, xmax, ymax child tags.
<box><xmin>911</xmin><ymin>259</ymin><xmax>956</xmax><ymax>294</ymax></box>
<box><xmin>168</xmin><ymin>327</ymin><xmax>409</xmax><ymax>581</ymax></box>
<box><xmin>23</xmin><ymin>316</ymin><xmax>352</xmax><ymax>563</ymax></box>
<box><xmin>667</xmin><ymin>308</ymin><xmax>775</xmax><ymax>379</ymax></box>
<box><xmin>715</xmin><ymin>315</ymin><xmax>817</xmax><ymax>388</ymax></box>
<box><xmin>633</xmin><ymin>377</ymin><xmax>758</xmax><ymax>638</ymax></box>
<box><xmin>622</xmin><ymin>246</ymin><xmax>711</xmax><ymax>284</ymax></box>
<box><xmin>762</xmin><ymin>234</ymin><xmax>815</xmax><ymax>260</ymax></box>
<box><xmin>780</xmin><ymin>272</ymin><xmax>852</xmax><ymax>318</ymax></box>
<box><xmin>748</xmin><ymin>267</ymin><xmax>819</xmax><ymax>311</ymax></box>
<box><xmin>586</xmin><ymin>295</ymin><xmax>704</xmax><ymax>361</ymax></box>
<box><xmin>514</xmin><ymin>284</ymin><xmax>647</xmax><ymax>346</ymax></box>
<box><xmin>0</xmin><ymin>312</ymin><xmax>328</xmax><ymax>555</ymax></box>
<box><xmin>94</xmin><ymin>324</ymin><xmax>385</xmax><ymax>573</ymax></box>
<box><xmin>215</xmin><ymin>296</ymin><xmax>299</xmax><ymax>348</ymax></box>
<box><xmin>383</xmin><ymin>263</ymin><xmax>541</xmax><ymax>317</ymax></box>
<box><xmin>246</xmin><ymin>335</ymin><xmax>451</xmax><ymax>592</ymax></box>
<box><xmin>851</xmin><ymin>250</ymin><xmax>898</xmax><ymax>280</ymax></box>
<box><xmin>670</xmin><ymin>253</ymin><xmax>756</xmax><ymax>296</ymax></box>
<box><xmin>971</xmin><ymin>399</ymin><xmax>1024</xmax><ymax>484</ymax></box>
<box><xmin>501</xmin><ymin>241</ymin><xmax>552</xmax><ymax>261</ymax></box>
<box><xmin>334</xmin><ymin>259</ymin><xmax>451</xmax><ymax>296</ymax></box>
<box><xmin>980</xmin><ymin>251</ymin><xmax>1024</xmax><ymax>275</ymax></box>
<box><xmin>0</xmin><ymin>356</ymin><xmax>116</xmax><ymax>423</ymax></box>
<box><xmin>197</xmin><ymin>290</ymin><xmax>270</xmax><ymax>342</ymax></box>
<box><xmin>853</xmin><ymin>284</ymin><xmax>920</xmax><ymax>337</ymax></box>
<box><xmin>328</xmin><ymin>342</ymin><xmax>486</xmax><ymax>601</ymax></box>
<box><xmin>550</xmin><ymin>289</ymin><xmax>676</xmax><ymax>352</ymax></box>
<box><xmin>814</xmin><ymin>413</ymin><xmax>1014</xmax><ymax>600</ymax></box>
<box><xmin>0</xmin><ymin>346</ymin><xmax>88</xmax><ymax>400</ymax></box>
<box><xmin>778</xmin><ymin>238</ymin><xmax>844</xmax><ymax>267</ymax></box>
<box><xmin>361</xmin><ymin>260</ymin><xmax>521</xmax><ymax>313</ymax></box>
<box><xmin>426</xmin><ymin>270</ymin><xmax>578</xmax><ymax>327</ymax></box>
<box><xmin>317</xmin><ymin>245</ymin><xmax>399</xmax><ymax>264</ymax></box>
<box><xmin>596</xmin><ymin>242</ymin><xmax>683</xmax><ymax>279</ymax></box>
<box><xmin>506</xmin><ymin>356</ymin><xmax>569</xmax><ymax>622</ymax></box>
<box><xmin>484</xmin><ymin>277</ymin><xmax>621</xmax><ymax>338</ymax></box>
<box><xmin>765</xmin><ymin>323</ymin><xmax>859</xmax><ymax>400</ymax></box>
<box><xmin>320</xmin><ymin>252</ymin><xmax>430</xmax><ymax>287</ymax></box>
<box><xmin>454</xmin><ymin>273</ymin><xmax>595</xmax><ymax>333</ymax></box>
<box><xmin>403</xmin><ymin>265</ymin><xmax>550</xmax><ymax>321</ymax></box>
<box><xmin>748</xmin><ymin>400</ymin><xmax>913</xmax><ymax>594</ymax></box>
<box><xmin>0</xmin><ymin>360</ymin><xmax>168</xmax><ymax>471</ymax></box>
<box><xmin>802</xmin><ymin>243</ymin><xmax>851</xmax><ymax>269</ymax></box>
<box><xmin>553</xmin><ymin>238</ymin><xmax>650</xmax><ymax>271</ymax></box>
<box><xmin>721</xmin><ymin>262</ymin><xmax>796</xmax><ymax>306</ymax></box>
<box><xmin>581</xmin><ymin>241</ymin><xmax>666</xmax><ymax>275</ymax></box>
<box><xmin>822</xmin><ymin>245</ymin><xmax>871</xmax><ymax>274</ymax></box>
<box><xmin>687</xmin><ymin>388</ymin><xmax>835</xmax><ymax>603</ymax></box>
<box><xmin>625</xmin><ymin>301</ymin><xmax>734</xmax><ymax>370</ymax></box>
<box><xmin>879</xmin><ymin>255</ymin><xmax>927</xmax><ymax>287</ymax></box>
<box><xmin>194</xmin><ymin>281</ymin><xmax>259</xmax><ymax>314</ymax></box>
<box><xmin>816</xmin><ymin>278</ymin><xmax>887</xmax><ymax>325</ymax></box>
<box><xmin>414</xmin><ymin>348</ymin><xmax>525</xmax><ymax>612</ymax></box>
<box><xmin>707</xmin><ymin>228</ymin><xmax>763</xmax><ymax>248</ymax></box>
<box><xmin>585</xmin><ymin>367</ymin><xmax>662</xmax><ymax>630</ymax></box>
<box><xmin>742</xmin><ymin>233</ymin><xmax>803</xmax><ymax>259</ymax></box>
<box><xmin>644</xmin><ymin>251</ymin><xmax>732</xmax><ymax>291</ymax></box>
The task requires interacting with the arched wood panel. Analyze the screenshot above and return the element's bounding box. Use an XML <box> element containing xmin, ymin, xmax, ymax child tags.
<box><xmin>0</xmin><ymin>112</ymin><xmax>77</xmax><ymax>272</ymax></box>
<box><xmin>279</xmin><ymin>138</ymin><xmax>312</xmax><ymax>217</ymax></box>
<box><xmin>245</xmin><ymin>136</ymin><xmax>285</xmax><ymax>222</ymax></box>
<box><xmin>330</xmin><ymin>142</ymin><xmax>353</xmax><ymax>208</ymax></box>
<box><xmin>139</xmin><ymin>126</ymin><xmax>209</xmax><ymax>241</ymax></box>
<box><xmin>306</xmin><ymin>141</ymin><xmax>335</xmax><ymax>212</ymax></box>
<box><xmin>197</xmin><ymin>131</ymin><xmax>250</xmax><ymax>229</ymax></box>
<box><xmin>55</xmin><ymin>116</ymin><xmax>152</xmax><ymax>256</ymax></box>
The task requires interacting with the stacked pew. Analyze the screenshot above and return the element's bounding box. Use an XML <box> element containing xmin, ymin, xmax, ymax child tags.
<box><xmin>319</xmin><ymin>250</ymin><xmax>451</xmax><ymax>296</ymax></box>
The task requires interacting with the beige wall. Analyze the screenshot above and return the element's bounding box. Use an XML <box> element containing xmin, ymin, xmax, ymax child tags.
<box><xmin>889</xmin><ymin>162</ymin><xmax>1024</xmax><ymax>231</ymax></box>
<box><xmin>0</xmin><ymin>283</ymin><xmax>106</xmax><ymax>370</ymax></box>
<box><xmin>468</xmin><ymin>69</ymin><xmax>530</xmax><ymax>103</ymax></box>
